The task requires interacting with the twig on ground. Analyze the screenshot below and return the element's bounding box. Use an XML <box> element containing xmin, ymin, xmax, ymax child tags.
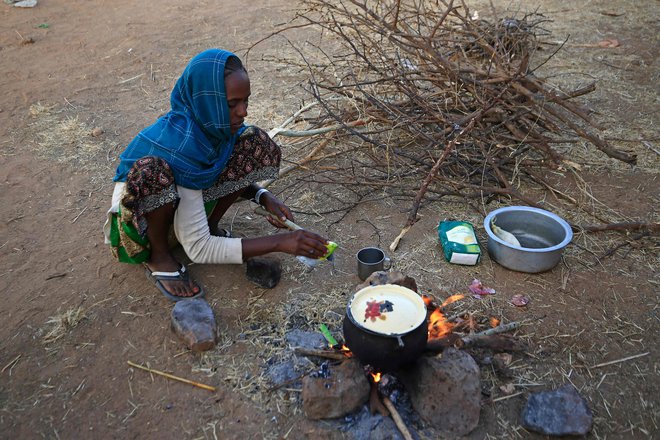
<box><xmin>2</xmin><ymin>354</ymin><xmax>21</xmax><ymax>373</ymax></box>
<box><xmin>598</xmin><ymin>231</ymin><xmax>651</xmax><ymax>259</ymax></box>
<box><xmin>127</xmin><ymin>361</ymin><xmax>216</xmax><ymax>391</ymax></box>
<box><xmin>577</xmin><ymin>222</ymin><xmax>660</xmax><ymax>233</ymax></box>
<box><xmin>461</xmin><ymin>322</ymin><xmax>521</xmax><ymax>345</ymax></box>
<box><xmin>590</xmin><ymin>352</ymin><xmax>650</xmax><ymax>369</ymax></box>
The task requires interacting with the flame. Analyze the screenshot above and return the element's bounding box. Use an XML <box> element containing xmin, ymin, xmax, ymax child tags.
<box><xmin>371</xmin><ymin>372</ymin><xmax>382</xmax><ymax>383</ymax></box>
<box><xmin>422</xmin><ymin>295</ymin><xmax>433</xmax><ymax>307</ymax></box>
<box><xmin>428</xmin><ymin>309</ymin><xmax>453</xmax><ymax>339</ymax></box>
<box><xmin>341</xmin><ymin>344</ymin><xmax>350</xmax><ymax>352</ymax></box>
<box><xmin>441</xmin><ymin>294</ymin><xmax>464</xmax><ymax>308</ymax></box>
<box><xmin>490</xmin><ymin>317</ymin><xmax>500</xmax><ymax>328</ymax></box>
<box><xmin>427</xmin><ymin>294</ymin><xmax>465</xmax><ymax>340</ymax></box>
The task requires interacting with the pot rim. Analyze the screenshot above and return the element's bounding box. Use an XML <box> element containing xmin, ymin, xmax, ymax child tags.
<box><xmin>346</xmin><ymin>284</ymin><xmax>427</xmax><ymax>337</ymax></box>
<box><xmin>484</xmin><ymin>206</ymin><xmax>573</xmax><ymax>253</ymax></box>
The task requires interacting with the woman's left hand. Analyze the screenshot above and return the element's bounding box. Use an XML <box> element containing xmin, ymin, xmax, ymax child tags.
<box><xmin>261</xmin><ymin>192</ymin><xmax>294</xmax><ymax>228</ymax></box>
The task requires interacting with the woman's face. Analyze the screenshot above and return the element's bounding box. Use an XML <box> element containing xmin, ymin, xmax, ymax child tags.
<box><xmin>225</xmin><ymin>71</ymin><xmax>251</xmax><ymax>134</ymax></box>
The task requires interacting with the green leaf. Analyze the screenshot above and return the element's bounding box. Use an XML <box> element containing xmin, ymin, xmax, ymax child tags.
<box><xmin>37</xmin><ymin>23</ymin><xmax>50</xmax><ymax>29</ymax></box>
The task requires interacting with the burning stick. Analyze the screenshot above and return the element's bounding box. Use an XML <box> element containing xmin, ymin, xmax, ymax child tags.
<box><xmin>382</xmin><ymin>397</ymin><xmax>415</xmax><ymax>440</ymax></box>
<box><xmin>369</xmin><ymin>381</ymin><xmax>389</xmax><ymax>417</ymax></box>
<box><xmin>294</xmin><ymin>348</ymin><xmax>348</xmax><ymax>361</ymax></box>
<box><xmin>461</xmin><ymin>321</ymin><xmax>521</xmax><ymax>345</ymax></box>
<box><xmin>127</xmin><ymin>361</ymin><xmax>216</xmax><ymax>392</ymax></box>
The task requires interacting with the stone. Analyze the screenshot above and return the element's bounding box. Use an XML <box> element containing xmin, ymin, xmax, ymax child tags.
<box><xmin>14</xmin><ymin>0</ymin><xmax>38</xmax><ymax>7</ymax></box>
<box><xmin>170</xmin><ymin>298</ymin><xmax>217</xmax><ymax>352</ymax></box>
<box><xmin>521</xmin><ymin>384</ymin><xmax>593</xmax><ymax>436</ymax></box>
<box><xmin>285</xmin><ymin>329</ymin><xmax>327</xmax><ymax>350</ymax></box>
<box><xmin>246</xmin><ymin>256</ymin><xmax>281</xmax><ymax>288</ymax></box>
<box><xmin>91</xmin><ymin>127</ymin><xmax>104</xmax><ymax>137</ymax></box>
<box><xmin>398</xmin><ymin>348</ymin><xmax>481</xmax><ymax>437</ymax></box>
<box><xmin>357</xmin><ymin>270</ymin><xmax>418</xmax><ymax>292</ymax></box>
<box><xmin>302</xmin><ymin>359</ymin><xmax>370</xmax><ymax>420</ymax></box>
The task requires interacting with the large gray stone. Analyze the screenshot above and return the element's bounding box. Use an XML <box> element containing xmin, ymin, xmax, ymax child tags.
<box><xmin>399</xmin><ymin>348</ymin><xmax>481</xmax><ymax>437</ymax></box>
<box><xmin>521</xmin><ymin>384</ymin><xmax>592</xmax><ymax>436</ymax></box>
<box><xmin>302</xmin><ymin>359</ymin><xmax>370</xmax><ymax>420</ymax></box>
<box><xmin>170</xmin><ymin>298</ymin><xmax>217</xmax><ymax>352</ymax></box>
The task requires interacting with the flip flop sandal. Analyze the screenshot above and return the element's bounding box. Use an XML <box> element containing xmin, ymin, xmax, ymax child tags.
<box><xmin>144</xmin><ymin>264</ymin><xmax>205</xmax><ymax>302</ymax></box>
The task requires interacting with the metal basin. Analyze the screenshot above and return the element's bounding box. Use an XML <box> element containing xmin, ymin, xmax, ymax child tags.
<box><xmin>484</xmin><ymin>206</ymin><xmax>572</xmax><ymax>273</ymax></box>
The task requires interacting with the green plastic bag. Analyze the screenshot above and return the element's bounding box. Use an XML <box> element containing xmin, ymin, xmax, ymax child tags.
<box><xmin>438</xmin><ymin>221</ymin><xmax>481</xmax><ymax>265</ymax></box>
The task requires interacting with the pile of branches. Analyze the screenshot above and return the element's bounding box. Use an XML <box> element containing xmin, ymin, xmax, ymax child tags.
<box><xmin>262</xmin><ymin>0</ymin><xmax>639</xmax><ymax>244</ymax></box>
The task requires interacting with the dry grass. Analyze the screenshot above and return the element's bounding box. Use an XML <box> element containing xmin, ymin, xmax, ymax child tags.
<box><xmin>42</xmin><ymin>307</ymin><xmax>86</xmax><ymax>344</ymax></box>
<box><xmin>23</xmin><ymin>103</ymin><xmax>118</xmax><ymax>185</ymax></box>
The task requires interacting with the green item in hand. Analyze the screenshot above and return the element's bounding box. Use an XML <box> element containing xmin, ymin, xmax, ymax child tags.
<box><xmin>320</xmin><ymin>241</ymin><xmax>338</xmax><ymax>260</ymax></box>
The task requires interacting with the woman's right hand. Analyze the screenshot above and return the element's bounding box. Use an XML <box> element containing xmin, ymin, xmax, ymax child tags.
<box><xmin>278</xmin><ymin>230</ymin><xmax>329</xmax><ymax>259</ymax></box>
<box><xmin>241</xmin><ymin>230</ymin><xmax>330</xmax><ymax>260</ymax></box>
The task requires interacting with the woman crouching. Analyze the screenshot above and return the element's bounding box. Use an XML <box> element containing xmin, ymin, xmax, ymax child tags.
<box><xmin>104</xmin><ymin>49</ymin><xmax>329</xmax><ymax>301</ymax></box>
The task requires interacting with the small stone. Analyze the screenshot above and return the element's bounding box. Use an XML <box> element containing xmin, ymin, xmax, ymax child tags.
<box><xmin>246</xmin><ymin>256</ymin><xmax>281</xmax><ymax>288</ymax></box>
<box><xmin>302</xmin><ymin>359</ymin><xmax>370</xmax><ymax>419</ymax></box>
<box><xmin>171</xmin><ymin>298</ymin><xmax>217</xmax><ymax>352</ymax></box>
<box><xmin>91</xmin><ymin>127</ymin><xmax>104</xmax><ymax>137</ymax></box>
<box><xmin>521</xmin><ymin>384</ymin><xmax>592</xmax><ymax>436</ymax></box>
<box><xmin>19</xmin><ymin>37</ymin><xmax>35</xmax><ymax>45</ymax></box>
<box><xmin>398</xmin><ymin>347</ymin><xmax>481</xmax><ymax>437</ymax></box>
<box><xmin>285</xmin><ymin>329</ymin><xmax>327</xmax><ymax>350</ymax></box>
<box><xmin>14</xmin><ymin>0</ymin><xmax>38</xmax><ymax>7</ymax></box>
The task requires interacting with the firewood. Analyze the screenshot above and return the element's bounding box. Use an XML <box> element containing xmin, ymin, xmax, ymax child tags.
<box><xmin>369</xmin><ymin>381</ymin><xmax>389</xmax><ymax>417</ymax></box>
<box><xmin>294</xmin><ymin>348</ymin><xmax>348</xmax><ymax>361</ymax></box>
<box><xmin>382</xmin><ymin>396</ymin><xmax>415</xmax><ymax>440</ymax></box>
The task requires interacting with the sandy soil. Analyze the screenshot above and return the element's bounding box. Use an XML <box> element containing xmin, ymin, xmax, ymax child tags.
<box><xmin>0</xmin><ymin>1</ymin><xmax>658</xmax><ymax>439</ymax></box>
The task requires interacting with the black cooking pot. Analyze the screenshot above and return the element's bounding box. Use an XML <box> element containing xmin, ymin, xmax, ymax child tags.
<box><xmin>342</xmin><ymin>284</ymin><xmax>428</xmax><ymax>372</ymax></box>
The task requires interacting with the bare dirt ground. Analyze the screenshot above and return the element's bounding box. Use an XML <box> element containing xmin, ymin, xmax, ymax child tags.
<box><xmin>0</xmin><ymin>1</ymin><xmax>658</xmax><ymax>439</ymax></box>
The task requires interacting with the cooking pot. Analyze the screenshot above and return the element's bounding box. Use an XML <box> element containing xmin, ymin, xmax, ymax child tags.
<box><xmin>343</xmin><ymin>284</ymin><xmax>428</xmax><ymax>372</ymax></box>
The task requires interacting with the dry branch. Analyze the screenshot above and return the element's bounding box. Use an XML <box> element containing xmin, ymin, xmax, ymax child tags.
<box><xmin>263</xmin><ymin>0</ymin><xmax>636</xmax><ymax>238</ymax></box>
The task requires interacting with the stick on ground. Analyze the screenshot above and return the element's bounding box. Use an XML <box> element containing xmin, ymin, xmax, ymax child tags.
<box><xmin>382</xmin><ymin>396</ymin><xmax>415</xmax><ymax>440</ymax></box>
<box><xmin>127</xmin><ymin>361</ymin><xmax>216</xmax><ymax>392</ymax></box>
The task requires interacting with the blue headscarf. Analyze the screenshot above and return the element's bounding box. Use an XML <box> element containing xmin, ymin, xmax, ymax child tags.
<box><xmin>114</xmin><ymin>49</ymin><xmax>246</xmax><ymax>189</ymax></box>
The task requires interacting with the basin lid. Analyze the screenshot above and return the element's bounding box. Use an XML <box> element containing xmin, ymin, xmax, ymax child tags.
<box><xmin>347</xmin><ymin>284</ymin><xmax>427</xmax><ymax>335</ymax></box>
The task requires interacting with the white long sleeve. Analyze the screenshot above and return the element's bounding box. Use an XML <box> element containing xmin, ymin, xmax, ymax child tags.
<box><xmin>174</xmin><ymin>186</ymin><xmax>244</xmax><ymax>264</ymax></box>
<box><xmin>106</xmin><ymin>182</ymin><xmax>244</xmax><ymax>264</ymax></box>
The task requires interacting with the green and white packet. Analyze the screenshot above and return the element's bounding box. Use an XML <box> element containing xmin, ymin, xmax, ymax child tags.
<box><xmin>438</xmin><ymin>221</ymin><xmax>481</xmax><ymax>265</ymax></box>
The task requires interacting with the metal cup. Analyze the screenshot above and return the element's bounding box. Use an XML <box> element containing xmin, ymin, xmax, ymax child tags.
<box><xmin>356</xmin><ymin>247</ymin><xmax>392</xmax><ymax>281</ymax></box>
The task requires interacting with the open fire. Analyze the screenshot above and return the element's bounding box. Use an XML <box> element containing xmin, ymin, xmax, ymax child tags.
<box><xmin>423</xmin><ymin>294</ymin><xmax>464</xmax><ymax>340</ymax></box>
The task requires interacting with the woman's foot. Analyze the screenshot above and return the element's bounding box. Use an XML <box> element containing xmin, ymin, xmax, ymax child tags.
<box><xmin>144</xmin><ymin>257</ymin><xmax>201</xmax><ymax>300</ymax></box>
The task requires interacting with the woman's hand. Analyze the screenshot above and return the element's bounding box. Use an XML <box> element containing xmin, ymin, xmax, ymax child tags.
<box><xmin>241</xmin><ymin>230</ymin><xmax>330</xmax><ymax>260</ymax></box>
<box><xmin>277</xmin><ymin>230</ymin><xmax>329</xmax><ymax>258</ymax></box>
<box><xmin>260</xmin><ymin>192</ymin><xmax>294</xmax><ymax>228</ymax></box>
